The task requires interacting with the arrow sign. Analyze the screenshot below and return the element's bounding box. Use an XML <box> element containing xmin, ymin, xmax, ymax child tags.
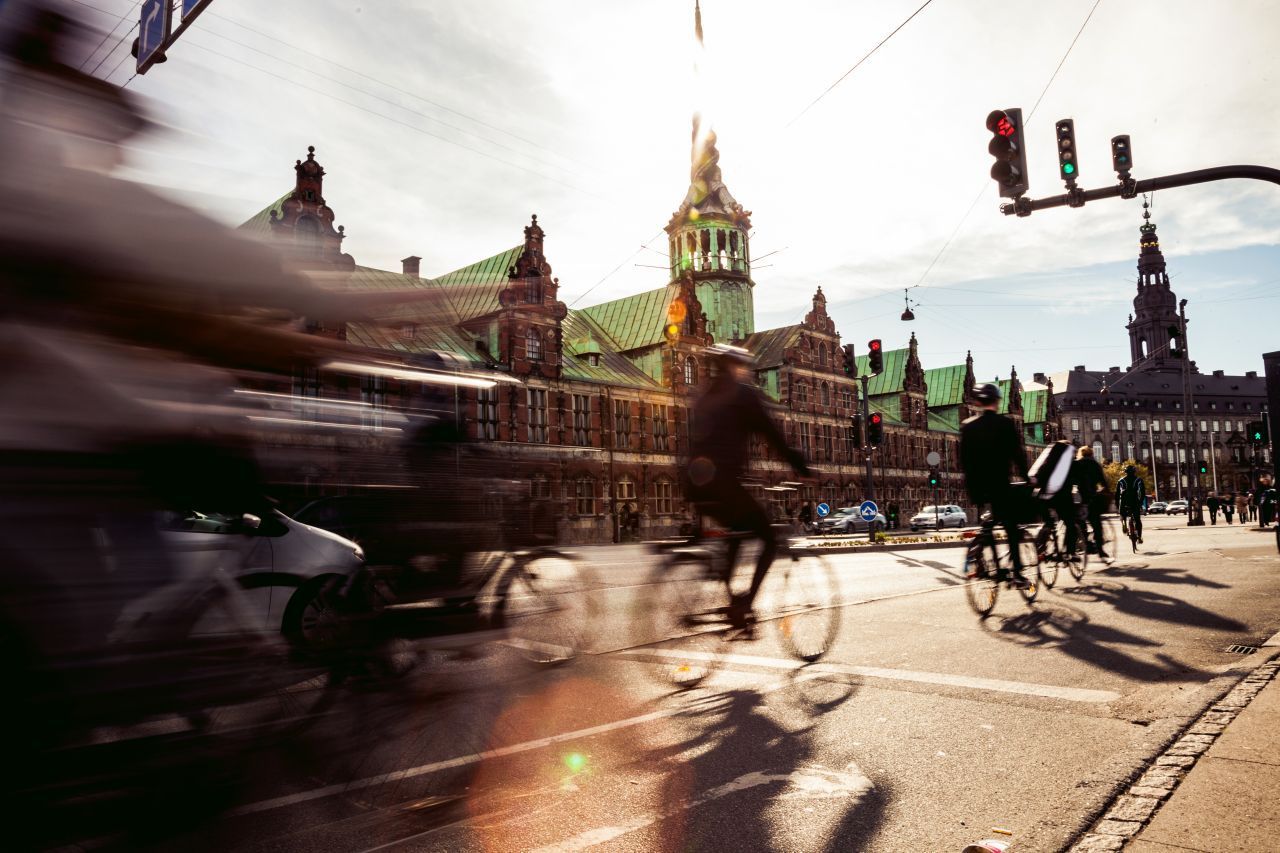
<box><xmin>816</xmin><ymin>502</ymin><xmax>831</xmax><ymax>518</ymax></box>
<box><xmin>137</xmin><ymin>0</ymin><xmax>171</xmax><ymax>74</ymax></box>
<box><xmin>859</xmin><ymin>500</ymin><xmax>879</xmax><ymax>522</ymax></box>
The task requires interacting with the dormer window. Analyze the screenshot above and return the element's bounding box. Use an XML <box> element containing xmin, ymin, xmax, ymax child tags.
<box><xmin>587</xmin><ymin>353</ymin><xmax>600</xmax><ymax>367</ymax></box>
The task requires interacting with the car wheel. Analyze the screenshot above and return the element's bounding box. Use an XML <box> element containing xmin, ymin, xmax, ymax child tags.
<box><xmin>282</xmin><ymin>574</ymin><xmax>348</xmax><ymax>651</ymax></box>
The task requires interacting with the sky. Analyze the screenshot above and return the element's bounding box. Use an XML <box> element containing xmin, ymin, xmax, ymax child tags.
<box><xmin>67</xmin><ymin>0</ymin><xmax>1280</xmax><ymax>381</ymax></box>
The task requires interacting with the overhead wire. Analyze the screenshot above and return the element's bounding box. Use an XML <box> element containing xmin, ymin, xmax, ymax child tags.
<box><xmin>78</xmin><ymin>0</ymin><xmax>139</xmax><ymax>71</ymax></box>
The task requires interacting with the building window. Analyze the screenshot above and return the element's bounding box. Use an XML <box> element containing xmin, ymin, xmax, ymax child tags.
<box><xmin>652</xmin><ymin>404</ymin><xmax>669</xmax><ymax>451</ymax></box>
<box><xmin>844</xmin><ymin>426</ymin><xmax>855</xmax><ymax>459</ymax></box>
<box><xmin>530</xmin><ymin>474</ymin><xmax>551</xmax><ymax>499</ymax></box>
<box><xmin>477</xmin><ymin>386</ymin><xmax>498</xmax><ymax>440</ymax></box>
<box><xmin>527</xmin><ymin>388</ymin><xmax>548</xmax><ymax>443</ymax></box>
<box><xmin>818</xmin><ymin>342</ymin><xmax>828</xmax><ymax>367</ymax></box>
<box><xmin>1091</xmin><ymin>418</ymin><xmax>1102</xmax><ymax>431</ymax></box>
<box><xmin>1211</xmin><ymin>420</ymin><xmax>1220</xmax><ymax>433</ymax></box>
<box><xmin>684</xmin><ymin>356</ymin><xmax>696</xmax><ymax>386</ymax></box>
<box><xmin>796</xmin><ymin>382</ymin><xmax>808</xmax><ymax>406</ymax></box>
<box><xmin>572</xmin><ymin>394</ymin><xmax>591</xmax><ymax>446</ymax></box>
<box><xmin>616</xmin><ymin>477</ymin><xmax>636</xmax><ymax>503</ymax></box>
<box><xmin>1165</xmin><ymin>419</ymin><xmax>1173</xmax><ymax>432</ymax></box>
<box><xmin>1126</xmin><ymin>418</ymin><xmax>1134</xmax><ymax>431</ymax></box>
<box><xmin>1071</xmin><ymin>417</ymin><xmax>1080</xmax><ymax>432</ymax></box>
<box><xmin>840</xmin><ymin>388</ymin><xmax>853</xmax><ymax>410</ymax></box>
<box><xmin>820</xmin><ymin>382</ymin><xmax>831</xmax><ymax>407</ymax></box>
<box><xmin>1179</xmin><ymin>446</ymin><xmax>1187</xmax><ymax>463</ymax></box>
<box><xmin>574</xmin><ymin>477</ymin><xmax>596</xmax><ymax>515</ymax></box>
<box><xmin>1141</xmin><ymin>443</ymin><xmax>1150</xmax><ymax>462</ymax></box>
<box><xmin>653</xmin><ymin>479</ymin><xmax>674</xmax><ymax>515</ymax></box>
<box><xmin>799</xmin><ymin>421</ymin><xmax>812</xmax><ymax>459</ymax></box>
<box><xmin>1092</xmin><ymin>440</ymin><xmax>1104</xmax><ymax>460</ymax></box>
<box><xmin>1126</xmin><ymin>440</ymin><xmax>1134</xmax><ymax>460</ymax></box>
<box><xmin>361</xmin><ymin>375</ymin><xmax>386</xmax><ymax>429</ymax></box>
<box><xmin>526</xmin><ymin>276</ymin><xmax>541</xmax><ymax>304</ymax></box>
<box><xmin>526</xmin><ymin>328</ymin><xmax>543</xmax><ymax>361</ymax></box>
<box><xmin>1110</xmin><ymin>417</ymin><xmax>1119</xmax><ymax>430</ymax></box>
<box><xmin>822</xmin><ymin>424</ymin><xmax>834</xmax><ymax>462</ymax></box>
<box><xmin>1140</xmin><ymin>418</ymin><xmax>1148</xmax><ymax>432</ymax></box>
<box><xmin>614</xmin><ymin>399</ymin><xmax>632</xmax><ymax>449</ymax></box>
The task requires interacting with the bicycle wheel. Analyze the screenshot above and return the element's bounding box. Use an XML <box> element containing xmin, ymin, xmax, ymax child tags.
<box><xmin>495</xmin><ymin>550</ymin><xmax>594</xmax><ymax>666</ymax></box>
<box><xmin>963</xmin><ymin>542</ymin><xmax>999</xmax><ymax>617</ymax></box>
<box><xmin>1070</xmin><ymin>520</ymin><xmax>1089</xmax><ymax>582</ymax></box>
<box><xmin>768</xmin><ymin>551</ymin><xmax>840</xmax><ymax>662</ymax></box>
<box><xmin>1128</xmin><ymin>517</ymin><xmax>1139</xmax><ymax>553</ymax></box>
<box><xmin>1037</xmin><ymin>524</ymin><xmax>1060</xmax><ymax>590</ymax></box>
<box><xmin>1000</xmin><ymin>534</ymin><xmax>1039</xmax><ymax>603</ymax></box>
<box><xmin>643</xmin><ymin>554</ymin><xmax>730</xmax><ymax>688</ymax></box>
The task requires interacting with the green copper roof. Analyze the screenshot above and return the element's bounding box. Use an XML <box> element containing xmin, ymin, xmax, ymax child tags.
<box><xmin>853</xmin><ymin>347</ymin><xmax>910</xmax><ymax>396</ymax></box>
<box><xmin>560</xmin><ymin>311</ymin><xmax>664</xmax><ymax>390</ymax></box>
<box><xmin>741</xmin><ymin>324</ymin><xmax>801</xmax><ymax>369</ymax></box>
<box><xmin>928</xmin><ymin>410</ymin><xmax>960</xmax><ymax>433</ymax></box>
<box><xmin>239</xmin><ymin>190</ymin><xmax>292</xmax><ymax>236</ymax></box>
<box><xmin>867</xmin><ymin>397</ymin><xmax>906</xmax><ymax>426</ymax></box>
<box><xmin>925</xmin><ymin>364</ymin><xmax>968</xmax><ymax>407</ymax></box>
<box><xmin>345</xmin><ymin>320</ymin><xmax>490</xmax><ymax>365</ymax></box>
<box><xmin>1023</xmin><ymin>388</ymin><xmax>1048</xmax><ymax>423</ymax></box>
<box><xmin>580</xmin><ymin>285</ymin><xmax>676</xmax><ymax>353</ymax></box>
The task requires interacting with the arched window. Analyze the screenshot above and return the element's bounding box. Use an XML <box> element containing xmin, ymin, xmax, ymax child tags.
<box><xmin>684</xmin><ymin>356</ymin><xmax>697</xmax><ymax>386</ymax></box>
<box><xmin>1110</xmin><ymin>441</ymin><xmax>1121</xmax><ymax>462</ymax></box>
<box><xmin>820</xmin><ymin>382</ymin><xmax>831</xmax><ymax>407</ymax></box>
<box><xmin>1139</xmin><ymin>338</ymin><xmax>1148</xmax><ymax>358</ymax></box>
<box><xmin>819</xmin><ymin>343</ymin><xmax>828</xmax><ymax>367</ymax></box>
<box><xmin>526</xmin><ymin>328</ymin><xmax>543</xmax><ymax>361</ymax></box>
<box><xmin>1092</xmin><ymin>440</ymin><xmax>1104</xmax><ymax>460</ymax></box>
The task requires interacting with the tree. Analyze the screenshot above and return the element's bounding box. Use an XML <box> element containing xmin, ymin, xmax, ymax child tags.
<box><xmin>1103</xmin><ymin>459</ymin><xmax>1152</xmax><ymax>497</ymax></box>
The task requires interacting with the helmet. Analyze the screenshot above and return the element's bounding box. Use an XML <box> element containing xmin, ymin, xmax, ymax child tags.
<box><xmin>972</xmin><ymin>382</ymin><xmax>1002</xmax><ymax>404</ymax></box>
<box><xmin>708</xmin><ymin>343</ymin><xmax>754</xmax><ymax>367</ymax></box>
<box><xmin>1125</xmin><ymin>464</ymin><xmax>1137</xmax><ymax>475</ymax></box>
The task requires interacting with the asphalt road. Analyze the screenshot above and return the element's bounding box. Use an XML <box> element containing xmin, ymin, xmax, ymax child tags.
<box><xmin>145</xmin><ymin>516</ymin><xmax>1279</xmax><ymax>853</ymax></box>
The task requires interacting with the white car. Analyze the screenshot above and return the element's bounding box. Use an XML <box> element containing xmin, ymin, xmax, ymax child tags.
<box><xmin>142</xmin><ymin>509</ymin><xmax>364</xmax><ymax>643</ymax></box>
<box><xmin>909</xmin><ymin>505</ymin><xmax>968</xmax><ymax>530</ymax></box>
<box><xmin>1165</xmin><ymin>499</ymin><xmax>1189</xmax><ymax>515</ymax></box>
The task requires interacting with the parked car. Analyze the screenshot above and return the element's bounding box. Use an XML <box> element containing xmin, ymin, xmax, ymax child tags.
<box><xmin>816</xmin><ymin>507</ymin><xmax>886</xmax><ymax>535</ymax></box>
<box><xmin>145</xmin><ymin>508</ymin><xmax>364</xmax><ymax>644</ymax></box>
<box><xmin>1147</xmin><ymin>501</ymin><xmax>1168</xmax><ymax>515</ymax></box>
<box><xmin>909</xmin><ymin>505</ymin><xmax>968</xmax><ymax>530</ymax></box>
<box><xmin>1165</xmin><ymin>499</ymin><xmax>1189</xmax><ymax>515</ymax></box>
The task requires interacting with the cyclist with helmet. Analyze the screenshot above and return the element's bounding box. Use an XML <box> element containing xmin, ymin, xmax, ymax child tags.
<box><xmin>1115</xmin><ymin>464</ymin><xmax>1146</xmax><ymax>544</ymax></box>
<box><xmin>686</xmin><ymin>344</ymin><xmax>811</xmax><ymax>629</ymax></box>
<box><xmin>959</xmin><ymin>382</ymin><xmax>1031</xmax><ymax>588</ymax></box>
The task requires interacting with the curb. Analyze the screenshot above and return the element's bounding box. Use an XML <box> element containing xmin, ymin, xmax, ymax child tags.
<box><xmin>795</xmin><ymin>538</ymin><xmax>966</xmax><ymax>554</ymax></box>
<box><xmin>1065</xmin><ymin>654</ymin><xmax>1280</xmax><ymax>852</ymax></box>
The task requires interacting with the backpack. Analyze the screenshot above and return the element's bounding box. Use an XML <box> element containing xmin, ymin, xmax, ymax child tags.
<box><xmin>1029</xmin><ymin>442</ymin><xmax>1074</xmax><ymax>500</ymax></box>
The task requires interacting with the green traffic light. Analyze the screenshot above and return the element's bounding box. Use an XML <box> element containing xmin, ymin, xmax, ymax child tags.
<box><xmin>1063</xmin><ymin>163</ymin><xmax>1075</xmax><ymax>175</ymax></box>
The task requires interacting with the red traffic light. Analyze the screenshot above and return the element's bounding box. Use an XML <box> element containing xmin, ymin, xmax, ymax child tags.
<box><xmin>870</xmin><ymin>413</ymin><xmax>882</xmax><ymax>425</ymax></box>
<box><xmin>869</xmin><ymin>340</ymin><xmax>882</xmax><ymax>352</ymax></box>
<box><xmin>987</xmin><ymin>111</ymin><xmax>1015</xmax><ymax>137</ymax></box>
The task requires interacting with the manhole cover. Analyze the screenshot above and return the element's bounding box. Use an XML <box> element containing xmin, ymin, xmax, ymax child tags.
<box><xmin>1225</xmin><ymin>644</ymin><xmax>1259</xmax><ymax>655</ymax></box>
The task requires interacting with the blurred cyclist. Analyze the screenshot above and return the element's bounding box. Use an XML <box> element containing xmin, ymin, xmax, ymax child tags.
<box><xmin>685</xmin><ymin>344</ymin><xmax>810</xmax><ymax>629</ymax></box>
<box><xmin>1116</xmin><ymin>464</ymin><xmax>1146</xmax><ymax>544</ymax></box>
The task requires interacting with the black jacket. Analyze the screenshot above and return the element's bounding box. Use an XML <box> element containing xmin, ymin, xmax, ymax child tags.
<box><xmin>1115</xmin><ymin>474</ymin><xmax>1146</xmax><ymax>510</ymax></box>
<box><xmin>959</xmin><ymin>410</ymin><xmax>1028</xmax><ymax>505</ymax></box>
<box><xmin>688</xmin><ymin>377</ymin><xmax>807</xmax><ymax>488</ymax></box>
<box><xmin>1073</xmin><ymin>456</ymin><xmax>1107</xmax><ymax>501</ymax></box>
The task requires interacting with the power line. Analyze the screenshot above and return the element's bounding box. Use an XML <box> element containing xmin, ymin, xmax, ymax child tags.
<box><xmin>786</xmin><ymin>0</ymin><xmax>936</xmax><ymax>127</ymax></box>
<box><xmin>78</xmin><ymin>0</ymin><xmax>139</xmax><ymax>71</ymax></box>
<box><xmin>1026</xmin><ymin>0</ymin><xmax>1103</xmax><ymax>122</ymax></box>
<box><xmin>88</xmin><ymin>21</ymin><xmax>137</xmax><ymax>77</ymax></box>
<box><xmin>567</xmin><ymin>231</ymin><xmax>666</xmax><ymax>308</ymax></box>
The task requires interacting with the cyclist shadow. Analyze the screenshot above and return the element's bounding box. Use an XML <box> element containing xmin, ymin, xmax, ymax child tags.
<box><xmin>648</xmin><ymin>686</ymin><xmax>885</xmax><ymax>852</ymax></box>
<box><xmin>1096</xmin><ymin>565</ymin><xmax>1229</xmax><ymax>589</ymax></box>
<box><xmin>1058</xmin><ymin>577</ymin><xmax>1245</xmax><ymax>633</ymax></box>
<box><xmin>984</xmin><ymin>598</ymin><xmax>1215</xmax><ymax>683</ymax></box>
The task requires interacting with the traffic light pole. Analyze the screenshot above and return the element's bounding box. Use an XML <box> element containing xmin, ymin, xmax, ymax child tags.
<box><xmin>1001</xmin><ymin>165</ymin><xmax>1280</xmax><ymax>217</ymax></box>
<box><xmin>859</xmin><ymin>374</ymin><xmax>876</xmax><ymax>542</ymax></box>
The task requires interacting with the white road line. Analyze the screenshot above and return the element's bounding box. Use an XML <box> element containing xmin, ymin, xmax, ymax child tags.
<box><xmin>229</xmin><ymin>670</ymin><xmax>823</xmax><ymax>818</ymax></box>
<box><xmin>622</xmin><ymin>649</ymin><xmax>1121</xmax><ymax>703</ymax></box>
<box><xmin>528</xmin><ymin>764</ymin><xmax>874</xmax><ymax>853</ymax></box>
<box><xmin>1264</xmin><ymin>629</ymin><xmax>1280</xmax><ymax>648</ymax></box>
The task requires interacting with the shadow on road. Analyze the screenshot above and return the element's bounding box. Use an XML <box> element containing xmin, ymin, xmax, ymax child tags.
<box><xmin>1099</xmin><ymin>565</ymin><xmax>1229</xmax><ymax>588</ymax></box>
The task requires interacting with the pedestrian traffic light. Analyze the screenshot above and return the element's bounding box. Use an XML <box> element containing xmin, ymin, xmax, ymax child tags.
<box><xmin>867</xmin><ymin>339</ymin><xmax>883</xmax><ymax>375</ymax></box>
<box><xmin>986</xmin><ymin>108</ymin><xmax>1029</xmax><ymax>198</ymax></box>
<box><xmin>1249</xmin><ymin>420</ymin><xmax>1270</xmax><ymax>443</ymax></box>
<box><xmin>867</xmin><ymin>411</ymin><xmax>884</xmax><ymax>446</ymax></box>
<box><xmin>843</xmin><ymin>343</ymin><xmax>856</xmax><ymax>377</ymax></box>
<box><xmin>1111</xmin><ymin>134</ymin><xmax>1133</xmax><ymax>180</ymax></box>
<box><xmin>928</xmin><ymin>466</ymin><xmax>940</xmax><ymax>487</ymax></box>
<box><xmin>1055</xmin><ymin>118</ymin><xmax>1079</xmax><ymax>187</ymax></box>
<box><xmin>850</xmin><ymin>412</ymin><xmax>863</xmax><ymax>448</ymax></box>
<box><xmin>1198</xmin><ymin>462</ymin><xmax>1209</xmax><ymax>475</ymax></box>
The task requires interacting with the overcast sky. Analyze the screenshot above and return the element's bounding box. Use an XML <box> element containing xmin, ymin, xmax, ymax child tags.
<box><xmin>75</xmin><ymin>0</ymin><xmax>1280</xmax><ymax>380</ymax></box>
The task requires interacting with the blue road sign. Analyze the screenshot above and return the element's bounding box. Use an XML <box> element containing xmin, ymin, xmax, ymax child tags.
<box><xmin>137</xmin><ymin>0</ymin><xmax>170</xmax><ymax>74</ymax></box>
<box><xmin>859</xmin><ymin>500</ymin><xmax>879</xmax><ymax>521</ymax></box>
<box><xmin>816</xmin><ymin>502</ymin><xmax>831</xmax><ymax>518</ymax></box>
<box><xmin>182</xmin><ymin>0</ymin><xmax>213</xmax><ymax>20</ymax></box>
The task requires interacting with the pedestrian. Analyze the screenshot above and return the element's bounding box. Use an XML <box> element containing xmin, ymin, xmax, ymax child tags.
<box><xmin>628</xmin><ymin>501</ymin><xmax>640</xmax><ymax>540</ymax></box>
<box><xmin>1248</xmin><ymin>490</ymin><xmax>1259</xmax><ymax>523</ymax></box>
<box><xmin>617</xmin><ymin>501</ymin><xmax>631</xmax><ymax>543</ymax></box>
<box><xmin>1206</xmin><ymin>493</ymin><xmax>1220</xmax><ymax>525</ymax></box>
<box><xmin>1223</xmin><ymin>493</ymin><xmax>1235</xmax><ymax>524</ymax></box>
<box><xmin>1237</xmin><ymin>491</ymin><xmax>1250</xmax><ymax>525</ymax></box>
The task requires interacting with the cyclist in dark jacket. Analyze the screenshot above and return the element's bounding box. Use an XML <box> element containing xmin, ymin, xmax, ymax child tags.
<box><xmin>1072</xmin><ymin>446</ymin><xmax>1109</xmax><ymax>558</ymax></box>
<box><xmin>959</xmin><ymin>383</ymin><xmax>1030</xmax><ymax>585</ymax></box>
<box><xmin>686</xmin><ymin>344</ymin><xmax>810</xmax><ymax>626</ymax></box>
<box><xmin>1115</xmin><ymin>465</ymin><xmax>1146</xmax><ymax>543</ymax></box>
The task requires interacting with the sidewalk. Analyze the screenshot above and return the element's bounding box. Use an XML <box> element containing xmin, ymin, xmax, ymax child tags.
<box><xmin>1071</xmin><ymin>655</ymin><xmax>1280</xmax><ymax>852</ymax></box>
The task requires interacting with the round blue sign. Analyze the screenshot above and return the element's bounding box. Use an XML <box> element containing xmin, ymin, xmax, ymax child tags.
<box><xmin>859</xmin><ymin>500</ymin><xmax>879</xmax><ymax>521</ymax></box>
<box><xmin>816</xmin><ymin>502</ymin><xmax>831</xmax><ymax>518</ymax></box>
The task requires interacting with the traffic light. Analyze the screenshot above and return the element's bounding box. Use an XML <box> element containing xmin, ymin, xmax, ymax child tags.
<box><xmin>867</xmin><ymin>411</ymin><xmax>884</xmax><ymax>446</ymax></box>
<box><xmin>1111</xmin><ymin>134</ymin><xmax>1133</xmax><ymax>180</ymax></box>
<box><xmin>843</xmin><ymin>343</ymin><xmax>856</xmax><ymax>377</ymax></box>
<box><xmin>1198</xmin><ymin>461</ymin><xmax>1209</xmax><ymax>475</ymax></box>
<box><xmin>986</xmin><ymin>108</ymin><xmax>1029</xmax><ymax>198</ymax></box>
<box><xmin>1055</xmin><ymin>118</ymin><xmax>1079</xmax><ymax>187</ymax></box>
<box><xmin>849</xmin><ymin>412</ymin><xmax>863</xmax><ymax>448</ymax></box>
<box><xmin>867</xmin><ymin>339</ymin><xmax>883</xmax><ymax>375</ymax></box>
<box><xmin>1249</xmin><ymin>420</ymin><xmax>1270</xmax><ymax>443</ymax></box>
<box><xmin>928</xmin><ymin>466</ymin><xmax>940</xmax><ymax>488</ymax></box>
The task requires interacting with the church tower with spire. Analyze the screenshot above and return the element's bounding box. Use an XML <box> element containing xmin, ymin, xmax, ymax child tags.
<box><xmin>1126</xmin><ymin>202</ymin><xmax>1187</xmax><ymax>373</ymax></box>
<box><xmin>664</xmin><ymin>1</ymin><xmax>755</xmax><ymax>344</ymax></box>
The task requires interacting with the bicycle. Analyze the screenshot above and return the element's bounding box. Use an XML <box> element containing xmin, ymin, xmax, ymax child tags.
<box><xmin>963</xmin><ymin>513</ymin><xmax>1041</xmax><ymax>618</ymax></box>
<box><xmin>643</xmin><ymin>524</ymin><xmax>841</xmax><ymax>688</ymax></box>
<box><xmin>1034</xmin><ymin>504</ymin><xmax>1091</xmax><ymax>587</ymax></box>
<box><xmin>1122</xmin><ymin>512</ymin><xmax>1140</xmax><ymax>553</ymax></box>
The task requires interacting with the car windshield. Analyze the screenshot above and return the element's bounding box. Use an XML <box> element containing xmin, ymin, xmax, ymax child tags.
<box><xmin>918</xmin><ymin>506</ymin><xmax>938</xmax><ymax>514</ymax></box>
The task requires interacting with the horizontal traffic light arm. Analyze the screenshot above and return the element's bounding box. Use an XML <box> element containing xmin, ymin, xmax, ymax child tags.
<box><xmin>1001</xmin><ymin>164</ymin><xmax>1280</xmax><ymax>217</ymax></box>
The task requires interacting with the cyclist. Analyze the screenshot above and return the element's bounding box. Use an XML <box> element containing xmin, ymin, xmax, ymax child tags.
<box><xmin>685</xmin><ymin>343</ymin><xmax>811</xmax><ymax>629</ymax></box>
<box><xmin>1030</xmin><ymin>439</ymin><xmax>1078</xmax><ymax>558</ymax></box>
<box><xmin>1115</xmin><ymin>464</ymin><xmax>1146</xmax><ymax>544</ymax></box>
<box><xmin>959</xmin><ymin>382</ymin><xmax>1031</xmax><ymax>588</ymax></box>
<box><xmin>1073</xmin><ymin>445</ymin><xmax>1109</xmax><ymax>559</ymax></box>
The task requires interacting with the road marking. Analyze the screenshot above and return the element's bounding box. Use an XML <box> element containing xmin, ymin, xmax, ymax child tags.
<box><xmin>229</xmin><ymin>670</ymin><xmax>823</xmax><ymax>817</ymax></box>
<box><xmin>529</xmin><ymin>764</ymin><xmax>873</xmax><ymax>853</ymax></box>
<box><xmin>622</xmin><ymin>649</ymin><xmax>1121</xmax><ymax>703</ymax></box>
<box><xmin>1264</xmin><ymin>629</ymin><xmax>1280</xmax><ymax>648</ymax></box>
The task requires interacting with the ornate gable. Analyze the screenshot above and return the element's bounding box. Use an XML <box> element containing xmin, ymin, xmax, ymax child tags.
<box><xmin>802</xmin><ymin>287</ymin><xmax>837</xmax><ymax>336</ymax></box>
